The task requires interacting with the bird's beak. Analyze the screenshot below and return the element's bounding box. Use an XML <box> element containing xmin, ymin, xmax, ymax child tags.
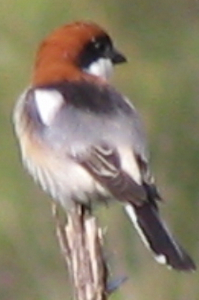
<box><xmin>110</xmin><ymin>48</ymin><xmax>127</xmax><ymax>64</ymax></box>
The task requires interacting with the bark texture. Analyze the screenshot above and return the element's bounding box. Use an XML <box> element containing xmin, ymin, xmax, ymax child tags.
<box><xmin>52</xmin><ymin>203</ymin><xmax>108</xmax><ymax>300</ymax></box>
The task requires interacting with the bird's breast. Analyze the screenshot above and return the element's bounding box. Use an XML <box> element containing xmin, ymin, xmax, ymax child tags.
<box><xmin>18</xmin><ymin>126</ymin><xmax>107</xmax><ymax>209</ymax></box>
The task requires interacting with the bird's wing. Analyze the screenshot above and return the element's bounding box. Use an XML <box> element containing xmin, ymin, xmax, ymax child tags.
<box><xmin>73</xmin><ymin>143</ymin><xmax>148</xmax><ymax>206</ymax></box>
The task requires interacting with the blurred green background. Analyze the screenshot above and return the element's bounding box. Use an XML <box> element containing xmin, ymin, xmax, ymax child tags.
<box><xmin>1</xmin><ymin>0</ymin><xmax>199</xmax><ymax>299</ymax></box>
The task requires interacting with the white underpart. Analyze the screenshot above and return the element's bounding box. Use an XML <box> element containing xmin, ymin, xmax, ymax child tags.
<box><xmin>34</xmin><ymin>89</ymin><xmax>64</xmax><ymax>126</ymax></box>
<box><xmin>124</xmin><ymin>204</ymin><xmax>167</xmax><ymax>265</ymax></box>
<box><xmin>85</xmin><ymin>58</ymin><xmax>113</xmax><ymax>80</ymax></box>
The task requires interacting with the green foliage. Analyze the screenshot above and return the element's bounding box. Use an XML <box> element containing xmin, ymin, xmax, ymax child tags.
<box><xmin>1</xmin><ymin>0</ymin><xmax>199</xmax><ymax>299</ymax></box>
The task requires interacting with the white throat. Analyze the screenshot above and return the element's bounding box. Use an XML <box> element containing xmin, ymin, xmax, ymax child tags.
<box><xmin>84</xmin><ymin>58</ymin><xmax>113</xmax><ymax>80</ymax></box>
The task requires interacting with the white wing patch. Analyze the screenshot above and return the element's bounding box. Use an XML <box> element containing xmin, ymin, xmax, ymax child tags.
<box><xmin>118</xmin><ymin>147</ymin><xmax>141</xmax><ymax>184</ymax></box>
<box><xmin>34</xmin><ymin>89</ymin><xmax>64</xmax><ymax>126</ymax></box>
<box><xmin>85</xmin><ymin>58</ymin><xmax>113</xmax><ymax>80</ymax></box>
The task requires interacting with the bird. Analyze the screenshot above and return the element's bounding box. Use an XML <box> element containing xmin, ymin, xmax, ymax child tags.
<box><xmin>13</xmin><ymin>21</ymin><xmax>196</xmax><ymax>271</ymax></box>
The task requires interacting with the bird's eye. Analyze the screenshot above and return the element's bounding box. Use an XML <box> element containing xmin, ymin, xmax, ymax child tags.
<box><xmin>93</xmin><ymin>40</ymin><xmax>106</xmax><ymax>52</ymax></box>
<box><xmin>78</xmin><ymin>34</ymin><xmax>112</xmax><ymax>69</ymax></box>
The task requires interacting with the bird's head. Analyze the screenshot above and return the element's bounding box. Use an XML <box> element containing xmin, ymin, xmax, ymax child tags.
<box><xmin>33</xmin><ymin>21</ymin><xmax>127</xmax><ymax>86</ymax></box>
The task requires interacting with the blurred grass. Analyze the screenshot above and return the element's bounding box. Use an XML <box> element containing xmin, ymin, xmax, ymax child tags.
<box><xmin>1</xmin><ymin>0</ymin><xmax>199</xmax><ymax>299</ymax></box>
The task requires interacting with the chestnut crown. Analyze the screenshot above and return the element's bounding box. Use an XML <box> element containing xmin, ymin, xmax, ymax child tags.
<box><xmin>33</xmin><ymin>22</ymin><xmax>126</xmax><ymax>86</ymax></box>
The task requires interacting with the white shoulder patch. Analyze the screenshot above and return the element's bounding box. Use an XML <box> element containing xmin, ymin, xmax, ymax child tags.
<box><xmin>34</xmin><ymin>89</ymin><xmax>64</xmax><ymax>126</ymax></box>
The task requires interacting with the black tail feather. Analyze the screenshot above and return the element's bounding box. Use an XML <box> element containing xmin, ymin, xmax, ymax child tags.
<box><xmin>125</xmin><ymin>203</ymin><xmax>196</xmax><ymax>271</ymax></box>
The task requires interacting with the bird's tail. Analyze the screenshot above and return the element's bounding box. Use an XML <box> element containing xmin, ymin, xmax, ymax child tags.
<box><xmin>124</xmin><ymin>203</ymin><xmax>196</xmax><ymax>271</ymax></box>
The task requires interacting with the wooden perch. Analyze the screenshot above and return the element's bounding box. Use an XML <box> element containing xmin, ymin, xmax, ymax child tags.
<box><xmin>52</xmin><ymin>203</ymin><xmax>109</xmax><ymax>300</ymax></box>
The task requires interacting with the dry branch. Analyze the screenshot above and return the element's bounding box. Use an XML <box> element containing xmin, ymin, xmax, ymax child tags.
<box><xmin>52</xmin><ymin>203</ymin><xmax>109</xmax><ymax>300</ymax></box>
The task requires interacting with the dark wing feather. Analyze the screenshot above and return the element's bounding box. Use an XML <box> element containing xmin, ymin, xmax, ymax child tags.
<box><xmin>74</xmin><ymin>144</ymin><xmax>147</xmax><ymax>206</ymax></box>
<box><xmin>135</xmin><ymin>153</ymin><xmax>162</xmax><ymax>203</ymax></box>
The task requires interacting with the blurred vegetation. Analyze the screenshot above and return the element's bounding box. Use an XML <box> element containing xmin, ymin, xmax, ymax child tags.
<box><xmin>1</xmin><ymin>0</ymin><xmax>199</xmax><ymax>299</ymax></box>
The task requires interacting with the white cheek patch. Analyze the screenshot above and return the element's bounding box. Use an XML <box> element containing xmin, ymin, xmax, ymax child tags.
<box><xmin>34</xmin><ymin>89</ymin><xmax>64</xmax><ymax>126</ymax></box>
<box><xmin>85</xmin><ymin>58</ymin><xmax>113</xmax><ymax>80</ymax></box>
